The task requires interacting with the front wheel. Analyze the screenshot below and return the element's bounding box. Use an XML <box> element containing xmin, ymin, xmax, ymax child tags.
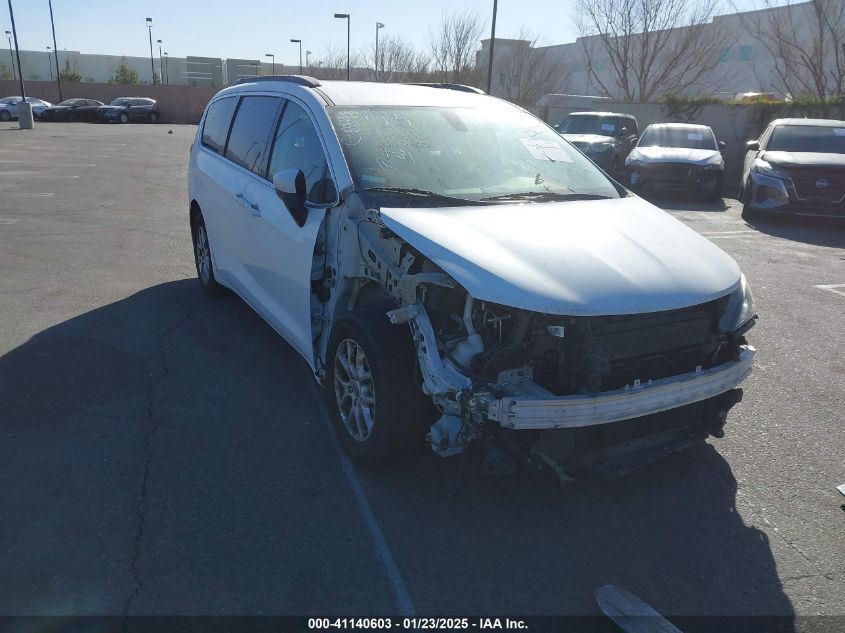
<box><xmin>326</xmin><ymin>309</ymin><xmax>431</xmax><ymax>465</ymax></box>
<box><xmin>119</xmin><ymin>112</ymin><xmax>129</xmax><ymax>124</ymax></box>
<box><xmin>740</xmin><ymin>178</ymin><xmax>757</xmax><ymax>221</ymax></box>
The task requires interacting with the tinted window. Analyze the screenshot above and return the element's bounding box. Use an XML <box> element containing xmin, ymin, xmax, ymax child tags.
<box><xmin>201</xmin><ymin>97</ymin><xmax>238</xmax><ymax>155</ymax></box>
<box><xmin>225</xmin><ymin>96</ymin><xmax>282</xmax><ymax>175</ymax></box>
<box><xmin>112</xmin><ymin>98</ymin><xmax>131</xmax><ymax>106</ymax></box>
<box><xmin>268</xmin><ymin>101</ymin><xmax>332</xmax><ymax>203</ymax></box>
<box><xmin>767</xmin><ymin>125</ymin><xmax>845</xmax><ymax>154</ymax></box>
<box><xmin>638</xmin><ymin>126</ymin><xmax>717</xmax><ymax>150</ymax></box>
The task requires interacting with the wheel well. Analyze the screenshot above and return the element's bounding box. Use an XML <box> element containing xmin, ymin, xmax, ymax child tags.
<box><xmin>351</xmin><ymin>281</ymin><xmax>397</xmax><ymax>312</ymax></box>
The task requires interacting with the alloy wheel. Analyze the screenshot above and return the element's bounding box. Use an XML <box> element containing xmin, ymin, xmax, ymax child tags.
<box><xmin>194</xmin><ymin>224</ymin><xmax>211</xmax><ymax>283</ymax></box>
<box><xmin>333</xmin><ymin>338</ymin><xmax>376</xmax><ymax>442</ymax></box>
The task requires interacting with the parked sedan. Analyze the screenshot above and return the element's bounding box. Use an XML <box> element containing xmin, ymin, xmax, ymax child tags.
<box><xmin>556</xmin><ymin>112</ymin><xmax>639</xmax><ymax>178</ymax></box>
<box><xmin>39</xmin><ymin>99</ymin><xmax>105</xmax><ymax>122</ymax></box>
<box><xmin>739</xmin><ymin>118</ymin><xmax>845</xmax><ymax>220</ymax></box>
<box><xmin>626</xmin><ymin>123</ymin><xmax>725</xmax><ymax>200</ymax></box>
<box><xmin>0</xmin><ymin>96</ymin><xmax>52</xmax><ymax>121</ymax></box>
<box><xmin>96</xmin><ymin>97</ymin><xmax>160</xmax><ymax>123</ymax></box>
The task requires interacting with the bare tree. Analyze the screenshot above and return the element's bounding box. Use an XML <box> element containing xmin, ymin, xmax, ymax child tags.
<box><xmin>492</xmin><ymin>30</ymin><xmax>574</xmax><ymax>107</ymax></box>
<box><xmin>310</xmin><ymin>45</ymin><xmax>366</xmax><ymax>80</ymax></box>
<box><xmin>370</xmin><ymin>35</ymin><xmax>432</xmax><ymax>83</ymax></box>
<box><xmin>429</xmin><ymin>9</ymin><xmax>486</xmax><ymax>86</ymax></box>
<box><xmin>736</xmin><ymin>0</ymin><xmax>845</xmax><ymax>99</ymax></box>
<box><xmin>576</xmin><ymin>0</ymin><xmax>734</xmax><ymax>101</ymax></box>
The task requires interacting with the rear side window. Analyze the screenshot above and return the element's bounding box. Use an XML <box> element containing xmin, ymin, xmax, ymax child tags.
<box><xmin>267</xmin><ymin>100</ymin><xmax>332</xmax><ymax>203</ymax></box>
<box><xmin>201</xmin><ymin>97</ymin><xmax>238</xmax><ymax>155</ymax></box>
<box><xmin>225</xmin><ymin>96</ymin><xmax>282</xmax><ymax>175</ymax></box>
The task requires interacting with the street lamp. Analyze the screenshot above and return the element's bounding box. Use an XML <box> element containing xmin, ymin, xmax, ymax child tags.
<box><xmin>163</xmin><ymin>52</ymin><xmax>169</xmax><ymax>84</ymax></box>
<box><xmin>46</xmin><ymin>46</ymin><xmax>53</xmax><ymax>79</ymax></box>
<box><xmin>4</xmin><ymin>30</ymin><xmax>14</xmax><ymax>82</ymax></box>
<box><xmin>305</xmin><ymin>50</ymin><xmax>311</xmax><ymax>69</ymax></box>
<box><xmin>145</xmin><ymin>18</ymin><xmax>155</xmax><ymax>84</ymax></box>
<box><xmin>290</xmin><ymin>39</ymin><xmax>302</xmax><ymax>74</ymax></box>
<box><xmin>157</xmin><ymin>39</ymin><xmax>163</xmax><ymax>84</ymax></box>
<box><xmin>375</xmin><ymin>22</ymin><xmax>384</xmax><ymax>81</ymax></box>
<box><xmin>334</xmin><ymin>13</ymin><xmax>350</xmax><ymax>81</ymax></box>
<box><xmin>6</xmin><ymin>0</ymin><xmax>29</xmax><ymax>129</ymax></box>
<box><xmin>48</xmin><ymin>0</ymin><xmax>62</xmax><ymax>99</ymax></box>
<box><xmin>486</xmin><ymin>0</ymin><xmax>498</xmax><ymax>94</ymax></box>
<box><xmin>265</xmin><ymin>53</ymin><xmax>275</xmax><ymax>74</ymax></box>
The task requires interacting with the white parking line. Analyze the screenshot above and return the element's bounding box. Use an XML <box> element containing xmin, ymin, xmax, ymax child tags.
<box><xmin>2</xmin><ymin>192</ymin><xmax>55</xmax><ymax>197</ymax></box>
<box><xmin>310</xmin><ymin>381</ymin><xmax>417</xmax><ymax>617</ymax></box>
<box><xmin>700</xmin><ymin>230</ymin><xmax>757</xmax><ymax>235</ymax></box>
<box><xmin>815</xmin><ymin>284</ymin><xmax>845</xmax><ymax>298</ymax></box>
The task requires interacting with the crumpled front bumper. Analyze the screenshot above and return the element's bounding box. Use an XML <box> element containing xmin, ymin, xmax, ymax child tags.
<box><xmin>482</xmin><ymin>345</ymin><xmax>754</xmax><ymax>430</ymax></box>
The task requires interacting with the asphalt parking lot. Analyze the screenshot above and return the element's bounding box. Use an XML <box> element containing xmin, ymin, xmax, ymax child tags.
<box><xmin>1</xmin><ymin>122</ymin><xmax>844</xmax><ymax>627</ymax></box>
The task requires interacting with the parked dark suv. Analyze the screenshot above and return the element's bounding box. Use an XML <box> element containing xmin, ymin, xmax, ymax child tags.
<box><xmin>556</xmin><ymin>112</ymin><xmax>639</xmax><ymax>178</ymax></box>
<box><xmin>739</xmin><ymin>118</ymin><xmax>845</xmax><ymax>220</ymax></box>
<box><xmin>97</xmin><ymin>97</ymin><xmax>160</xmax><ymax>123</ymax></box>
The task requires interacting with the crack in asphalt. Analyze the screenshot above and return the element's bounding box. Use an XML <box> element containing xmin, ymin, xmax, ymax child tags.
<box><xmin>122</xmin><ymin>300</ymin><xmax>194</xmax><ymax>619</ymax></box>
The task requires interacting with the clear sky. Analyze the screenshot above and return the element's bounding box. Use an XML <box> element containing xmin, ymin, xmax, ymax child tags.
<box><xmin>5</xmin><ymin>0</ymin><xmax>761</xmax><ymax>65</ymax></box>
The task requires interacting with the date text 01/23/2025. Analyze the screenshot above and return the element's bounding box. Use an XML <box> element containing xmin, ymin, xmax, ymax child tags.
<box><xmin>308</xmin><ymin>618</ymin><xmax>529</xmax><ymax>630</ymax></box>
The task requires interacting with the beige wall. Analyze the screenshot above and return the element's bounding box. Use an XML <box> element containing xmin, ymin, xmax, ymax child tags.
<box><xmin>0</xmin><ymin>79</ymin><xmax>217</xmax><ymax>123</ymax></box>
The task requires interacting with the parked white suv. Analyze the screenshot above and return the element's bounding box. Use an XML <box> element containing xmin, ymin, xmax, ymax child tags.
<box><xmin>188</xmin><ymin>77</ymin><xmax>756</xmax><ymax>480</ymax></box>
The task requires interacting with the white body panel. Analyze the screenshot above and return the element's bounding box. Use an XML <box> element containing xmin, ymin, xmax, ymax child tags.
<box><xmin>628</xmin><ymin>147</ymin><xmax>721</xmax><ymax>165</ymax></box>
<box><xmin>380</xmin><ymin>196</ymin><xmax>741</xmax><ymax>316</ymax></box>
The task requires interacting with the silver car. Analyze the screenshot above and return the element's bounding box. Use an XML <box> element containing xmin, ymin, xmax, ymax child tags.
<box><xmin>0</xmin><ymin>96</ymin><xmax>52</xmax><ymax>121</ymax></box>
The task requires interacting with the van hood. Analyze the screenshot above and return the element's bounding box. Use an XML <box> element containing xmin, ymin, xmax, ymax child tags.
<box><xmin>762</xmin><ymin>150</ymin><xmax>845</xmax><ymax>168</ymax></box>
<box><xmin>379</xmin><ymin>197</ymin><xmax>741</xmax><ymax>316</ymax></box>
<box><xmin>629</xmin><ymin>147</ymin><xmax>721</xmax><ymax>165</ymax></box>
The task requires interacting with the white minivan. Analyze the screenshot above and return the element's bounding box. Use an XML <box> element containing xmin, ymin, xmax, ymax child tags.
<box><xmin>188</xmin><ymin>77</ymin><xmax>756</xmax><ymax>480</ymax></box>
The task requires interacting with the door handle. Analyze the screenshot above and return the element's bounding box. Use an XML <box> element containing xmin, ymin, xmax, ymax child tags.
<box><xmin>234</xmin><ymin>193</ymin><xmax>261</xmax><ymax>217</ymax></box>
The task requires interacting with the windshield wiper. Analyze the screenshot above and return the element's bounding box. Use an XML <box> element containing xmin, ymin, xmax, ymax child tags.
<box><xmin>363</xmin><ymin>186</ymin><xmax>488</xmax><ymax>205</ymax></box>
<box><xmin>480</xmin><ymin>191</ymin><xmax>613</xmax><ymax>202</ymax></box>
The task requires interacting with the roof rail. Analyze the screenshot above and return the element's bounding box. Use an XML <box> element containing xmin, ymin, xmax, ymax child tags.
<box><xmin>234</xmin><ymin>75</ymin><xmax>322</xmax><ymax>88</ymax></box>
<box><xmin>408</xmin><ymin>82</ymin><xmax>485</xmax><ymax>94</ymax></box>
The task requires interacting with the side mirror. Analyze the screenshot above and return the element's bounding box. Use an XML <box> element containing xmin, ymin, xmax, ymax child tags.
<box><xmin>746</xmin><ymin>140</ymin><xmax>759</xmax><ymax>151</ymax></box>
<box><xmin>718</xmin><ymin>140</ymin><xmax>726</xmax><ymax>150</ymax></box>
<box><xmin>273</xmin><ymin>169</ymin><xmax>308</xmax><ymax>227</ymax></box>
<box><xmin>619</xmin><ymin>127</ymin><xmax>629</xmax><ymax>135</ymax></box>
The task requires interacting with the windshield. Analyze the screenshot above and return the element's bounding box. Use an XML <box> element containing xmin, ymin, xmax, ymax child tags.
<box><xmin>328</xmin><ymin>105</ymin><xmax>620</xmax><ymax>207</ymax></box>
<box><xmin>638</xmin><ymin>126</ymin><xmax>717</xmax><ymax>150</ymax></box>
<box><xmin>767</xmin><ymin>125</ymin><xmax>845</xmax><ymax>154</ymax></box>
<box><xmin>557</xmin><ymin>115</ymin><xmax>618</xmax><ymax>136</ymax></box>
<box><xmin>111</xmin><ymin>98</ymin><xmax>132</xmax><ymax>106</ymax></box>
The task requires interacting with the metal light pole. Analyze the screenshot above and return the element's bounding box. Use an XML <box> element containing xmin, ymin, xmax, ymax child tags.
<box><xmin>163</xmin><ymin>52</ymin><xmax>169</xmax><ymax>84</ymax></box>
<box><xmin>48</xmin><ymin>0</ymin><xmax>62</xmax><ymax>100</ymax></box>
<box><xmin>375</xmin><ymin>21</ymin><xmax>384</xmax><ymax>81</ymax></box>
<box><xmin>305</xmin><ymin>50</ymin><xmax>311</xmax><ymax>69</ymax></box>
<box><xmin>5</xmin><ymin>30</ymin><xmax>15</xmax><ymax>82</ymax></box>
<box><xmin>46</xmin><ymin>46</ymin><xmax>53</xmax><ymax>79</ymax></box>
<box><xmin>334</xmin><ymin>13</ymin><xmax>350</xmax><ymax>80</ymax></box>
<box><xmin>290</xmin><ymin>39</ymin><xmax>302</xmax><ymax>74</ymax></box>
<box><xmin>265</xmin><ymin>53</ymin><xmax>275</xmax><ymax>74</ymax></box>
<box><xmin>7</xmin><ymin>1</ymin><xmax>24</xmax><ymax>98</ymax></box>
<box><xmin>157</xmin><ymin>39</ymin><xmax>163</xmax><ymax>84</ymax></box>
<box><xmin>145</xmin><ymin>18</ymin><xmax>155</xmax><ymax>84</ymax></box>
<box><xmin>486</xmin><ymin>0</ymin><xmax>498</xmax><ymax>94</ymax></box>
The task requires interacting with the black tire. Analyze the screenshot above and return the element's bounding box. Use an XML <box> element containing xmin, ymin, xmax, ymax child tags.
<box><xmin>0</xmin><ymin>110</ymin><xmax>10</xmax><ymax>122</ymax></box>
<box><xmin>326</xmin><ymin>308</ymin><xmax>432</xmax><ymax>465</ymax></box>
<box><xmin>190</xmin><ymin>212</ymin><xmax>225</xmax><ymax>296</ymax></box>
<box><xmin>148</xmin><ymin>112</ymin><xmax>158</xmax><ymax>124</ymax></box>
<box><xmin>740</xmin><ymin>178</ymin><xmax>757</xmax><ymax>221</ymax></box>
<box><xmin>119</xmin><ymin>112</ymin><xmax>129</xmax><ymax>124</ymax></box>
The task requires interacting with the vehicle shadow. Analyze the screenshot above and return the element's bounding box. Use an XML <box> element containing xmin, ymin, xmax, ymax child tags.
<box><xmin>744</xmin><ymin>215</ymin><xmax>845</xmax><ymax>249</ymax></box>
<box><xmin>645</xmin><ymin>192</ymin><xmax>729</xmax><ymax>212</ymax></box>
<box><xmin>0</xmin><ymin>279</ymin><xmax>795</xmax><ymax>624</ymax></box>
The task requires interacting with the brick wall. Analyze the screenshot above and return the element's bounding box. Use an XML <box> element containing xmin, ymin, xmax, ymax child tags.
<box><xmin>0</xmin><ymin>79</ymin><xmax>219</xmax><ymax>123</ymax></box>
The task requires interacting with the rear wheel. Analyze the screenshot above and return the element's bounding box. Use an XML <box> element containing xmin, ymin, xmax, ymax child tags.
<box><xmin>326</xmin><ymin>309</ymin><xmax>432</xmax><ymax>465</ymax></box>
<box><xmin>0</xmin><ymin>110</ymin><xmax>10</xmax><ymax>122</ymax></box>
<box><xmin>191</xmin><ymin>212</ymin><xmax>225</xmax><ymax>296</ymax></box>
<box><xmin>119</xmin><ymin>112</ymin><xmax>129</xmax><ymax>124</ymax></box>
